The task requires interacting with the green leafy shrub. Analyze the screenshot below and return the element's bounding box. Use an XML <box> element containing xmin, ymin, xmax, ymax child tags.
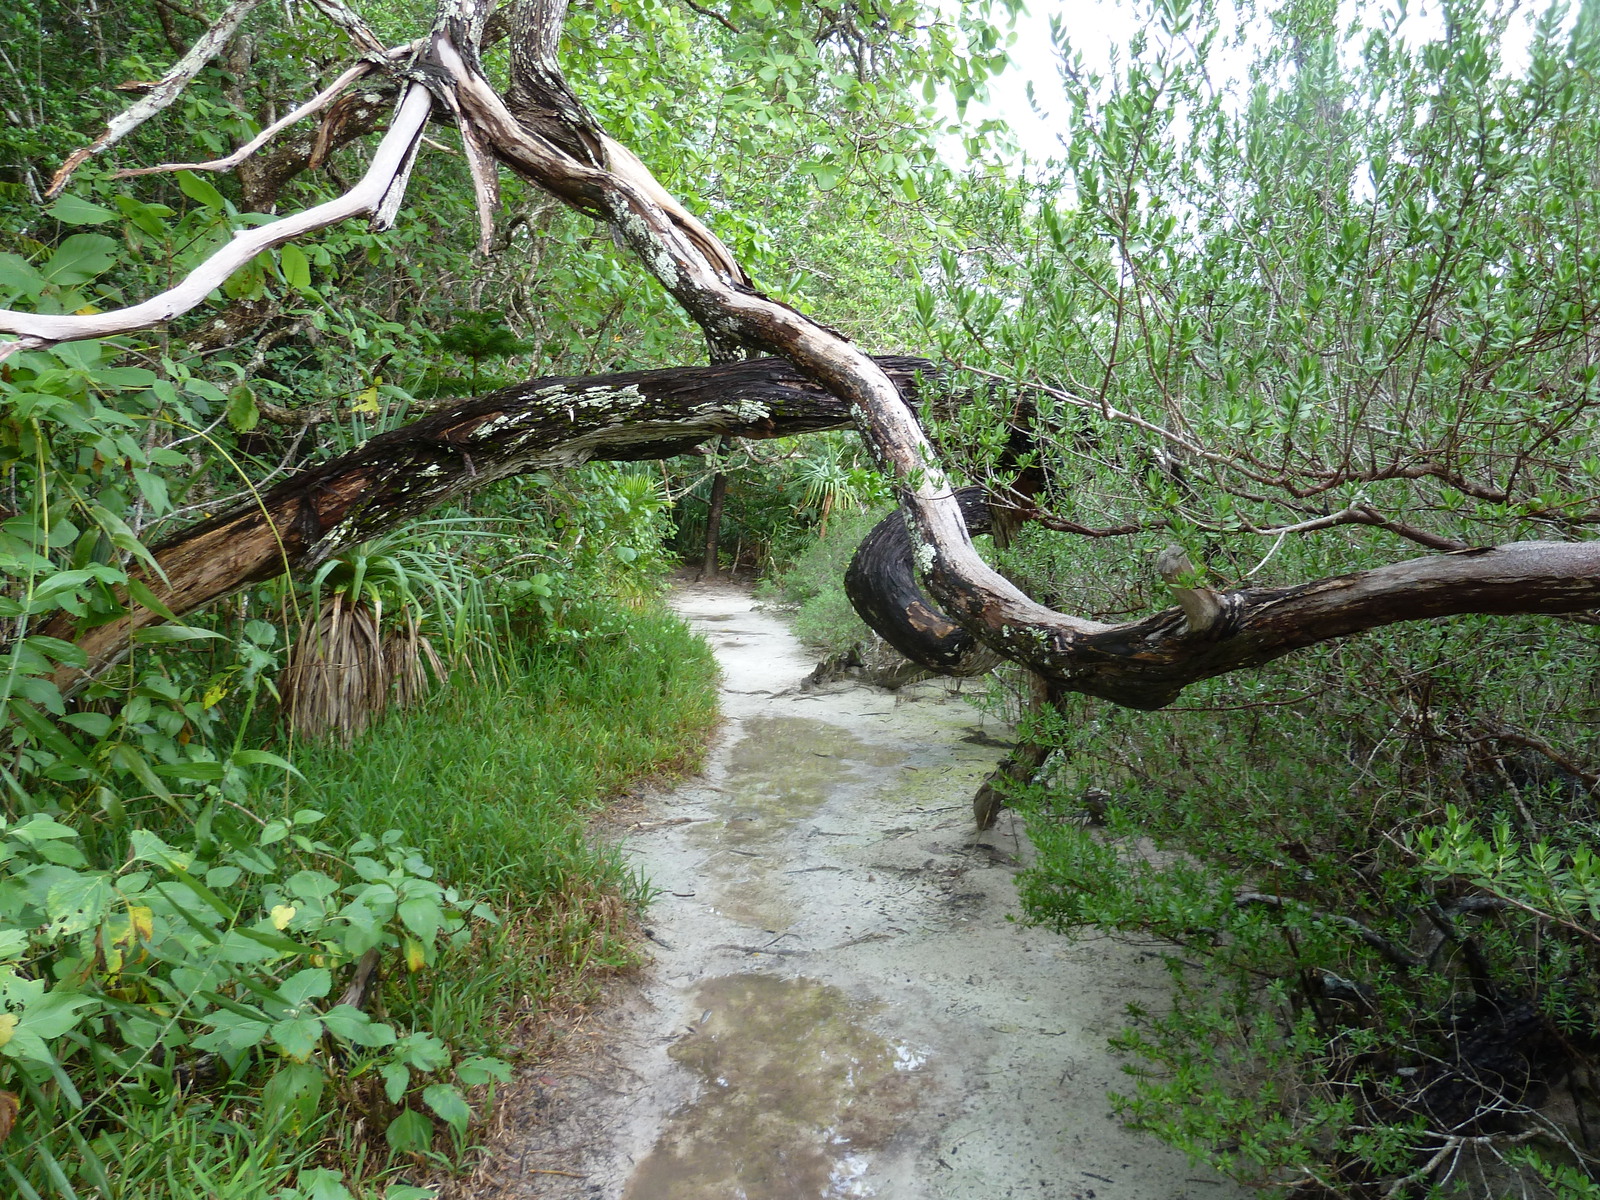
<box><xmin>0</xmin><ymin>806</ymin><xmax>505</xmax><ymax>1198</ymax></box>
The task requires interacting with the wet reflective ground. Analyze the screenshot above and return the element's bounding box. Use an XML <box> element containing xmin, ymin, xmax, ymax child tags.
<box><xmin>625</xmin><ymin>973</ymin><xmax>923</xmax><ymax>1199</ymax></box>
<box><xmin>478</xmin><ymin>585</ymin><xmax>1249</xmax><ymax>1200</ymax></box>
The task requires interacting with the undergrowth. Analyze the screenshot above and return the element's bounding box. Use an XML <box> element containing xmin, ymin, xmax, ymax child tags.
<box><xmin>755</xmin><ymin>507</ymin><xmax>888</xmax><ymax>655</ymax></box>
<box><xmin>1012</xmin><ymin>617</ymin><xmax>1600</xmax><ymax>1197</ymax></box>
<box><xmin>2</xmin><ymin>600</ymin><xmax>717</xmax><ymax>1200</ymax></box>
<box><xmin>277</xmin><ymin>599</ymin><xmax>719</xmax><ymax>1185</ymax></box>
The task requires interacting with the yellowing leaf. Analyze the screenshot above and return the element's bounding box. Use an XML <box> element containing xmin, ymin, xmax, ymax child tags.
<box><xmin>129</xmin><ymin>906</ymin><xmax>154</xmax><ymax>942</ymax></box>
<box><xmin>270</xmin><ymin>905</ymin><xmax>297</xmax><ymax>931</ymax></box>
<box><xmin>403</xmin><ymin>938</ymin><xmax>426</xmax><ymax>972</ymax></box>
<box><xmin>202</xmin><ymin>682</ymin><xmax>228</xmax><ymax>709</ymax></box>
<box><xmin>0</xmin><ymin>1014</ymin><xmax>16</xmax><ymax>1049</ymax></box>
<box><xmin>351</xmin><ymin>379</ymin><xmax>382</xmax><ymax>415</ymax></box>
<box><xmin>74</xmin><ymin>304</ymin><xmax>101</xmax><ymax>315</ymax></box>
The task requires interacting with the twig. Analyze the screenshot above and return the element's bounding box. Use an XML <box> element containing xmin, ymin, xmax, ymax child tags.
<box><xmin>47</xmin><ymin>0</ymin><xmax>267</xmax><ymax>197</ymax></box>
<box><xmin>1235</xmin><ymin>891</ymin><xmax>1423</xmax><ymax>968</ymax></box>
<box><xmin>113</xmin><ymin>55</ymin><xmax>404</xmax><ymax>180</ymax></box>
<box><xmin>678</xmin><ymin>0</ymin><xmax>742</xmax><ymax>33</ymax></box>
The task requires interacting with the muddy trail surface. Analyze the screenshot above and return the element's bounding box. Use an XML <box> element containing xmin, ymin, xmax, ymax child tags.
<box><xmin>478</xmin><ymin>583</ymin><xmax>1247</xmax><ymax>1200</ymax></box>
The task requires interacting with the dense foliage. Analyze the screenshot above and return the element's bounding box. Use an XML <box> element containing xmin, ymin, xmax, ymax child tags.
<box><xmin>916</xmin><ymin>2</ymin><xmax>1600</xmax><ymax>1193</ymax></box>
<box><xmin>4</xmin><ymin>0</ymin><xmax>1600</xmax><ymax>1195</ymax></box>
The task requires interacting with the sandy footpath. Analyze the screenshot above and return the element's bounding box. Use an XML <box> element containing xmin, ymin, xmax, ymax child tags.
<box><xmin>472</xmin><ymin>583</ymin><xmax>1250</xmax><ymax>1200</ymax></box>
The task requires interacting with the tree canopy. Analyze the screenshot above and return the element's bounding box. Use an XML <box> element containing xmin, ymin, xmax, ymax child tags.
<box><xmin>4</xmin><ymin>0</ymin><xmax>1600</xmax><ymax>1193</ymax></box>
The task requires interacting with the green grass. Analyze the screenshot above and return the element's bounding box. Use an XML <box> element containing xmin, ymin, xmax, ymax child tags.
<box><xmin>285</xmin><ymin>602</ymin><xmax>720</xmax><ymax>1061</ymax></box>
<box><xmin>755</xmin><ymin>507</ymin><xmax>887</xmax><ymax>655</ymax></box>
<box><xmin>293</xmin><ymin>602</ymin><xmax>717</xmax><ymax>908</ymax></box>
<box><xmin>276</xmin><ymin>601</ymin><xmax>717</xmax><ymax>1190</ymax></box>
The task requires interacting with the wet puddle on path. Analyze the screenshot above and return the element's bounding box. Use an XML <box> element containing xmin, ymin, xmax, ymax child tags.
<box><xmin>623</xmin><ymin>973</ymin><xmax>925</xmax><ymax>1200</ymax></box>
<box><xmin>695</xmin><ymin>716</ymin><xmax>902</xmax><ymax>930</ymax></box>
<box><xmin>481</xmin><ymin>585</ymin><xmax>1250</xmax><ymax>1200</ymax></box>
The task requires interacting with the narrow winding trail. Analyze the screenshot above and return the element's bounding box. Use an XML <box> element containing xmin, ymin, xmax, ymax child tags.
<box><xmin>480</xmin><ymin>584</ymin><xmax>1245</xmax><ymax>1200</ymax></box>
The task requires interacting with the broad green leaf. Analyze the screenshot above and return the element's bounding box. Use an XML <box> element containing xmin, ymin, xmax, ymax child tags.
<box><xmin>0</xmin><ymin>252</ymin><xmax>45</xmax><ymax>298</ymax></box>
<box><xmin>22</xmin><ymin>636</ymin><xmax>88</xmax><ymax>669</ymax></box>
<box><xmin>277</xmin><ymin>967</ymin><xmax>332</xmax><ymax>1009</ymax></box>
<box><xmin>60</xmin><ymin>712</ymin><xmax>112</xmax><ymax>739</ymax></box>
<box><xmin>225</xmin><ymin>384</ymin><xmax>259</xmax><ymax>431</ymax></box>
<box><xmin>131</xmin><ymin>624</ymin><xmax>227</xmax><ymax>644</ymax></box>
<box><xmin>126</xmin><ymin>579</ymin><xmax>179</xmax><ymax>622</ymax></box>
<box><xmin>47</xmin><ymin>193</ymin><xmax>118</xmax><ymax>226</ymax></box>
<box><xmin>455</xmin><ymin>1055</ymin><xmax>512</xmax><ymax>1086</ymax></box>
<box><xmin>422</xmin><ymin>1083</ymin><xmax>471</xmax><ymax>1134</ymax></box>
<box><xmin>192</xmin><ymin>1009</ymin><xmax>272</xmax><ymax>1053</ymax></box>
<box><xmin>301</xmin><ymin>1169</ymin><xmax>358</xmax><ymax>1200</ymax></box>
<box><xmin>384</xmin><ymin>1107</ymin><xmax>433</xmax><ymax>1155</ymax></box>
<box><xmin>269</xmin><ymin>1014</ymin><xmax>323</xmax><ymax>1061</ymax></box>
<box><xmin>45</xmin><ymin>873</ymin><xmax>113</xmax><ymax>935</ymax></box>
<box><xmin>42</xmin><ymin>234</ymin><xmax>119</xmax><ymax>286</ymax></box>
<box><xmin>261</xmin><ymin>1061</ymin><xmax>325</xmax><ymax>1127</ymax></box>
<box><xmin>397</xmin><ymin>896</ymin><xmax>442</xmax><ymax>942</ymax></box>
<box><xmin>232</xmin><ymin>749</ymin><xmax>303</xmax><ymax>778</ymax></box>
<box><xmin>17</xmin><ymin>989</ymin><xmax>98</xmax><ymax>1040</ymax></box>
<box><xmin>128</xmin><ymin>830</ymin><xmax>192</xmax><ymax>870</ymax></box>
<box><xmin>280</xmin><ymin>243</ymin><xmax>312</xmax><ymax>291</ymax></box>
<box><xmin>322</xmin><ymin>1004</ymin><xmax>397</xmax><ymax>1047</ymax></box>
<box><xmin>8</xmin><ymin>815</ymin><xmax>80</xmax><ymax>842</ymax></box>
<box><xmin>176</xmin><ymin>170</ymin><xmax>227</xmax><ymax>210</ymax></box>
<box><xmin>381</xmin><ymin>1061</ymin><xmax>410</xmax><ymax>1104</ymax></box>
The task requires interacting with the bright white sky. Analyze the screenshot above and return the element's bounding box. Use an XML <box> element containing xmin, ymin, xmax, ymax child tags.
<box><xmin>975</xmin><ymin>0</ymin><xmax>1576</xmax><ymax>163</ymax></box>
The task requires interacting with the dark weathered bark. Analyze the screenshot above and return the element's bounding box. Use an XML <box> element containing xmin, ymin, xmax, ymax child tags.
<box><xmin>845</xmin><ymin>499</ymin><xmax>1600</xmax><ymax>709</ymax></box>
<box><xmin>844</xmin><ymin>487</ymin><xmax>997</xmax><ymax>677</ymax></box>
<box><xmin>51</xmin><ymin>355</ymin><xmax>933</xmax><ymax>680</ymax></box>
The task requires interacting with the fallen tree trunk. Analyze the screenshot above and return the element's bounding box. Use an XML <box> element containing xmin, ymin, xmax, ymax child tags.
<box><xmin>52</xmin><ymin>354</ymin><xmax>934</xmax><ymax>679</ymax></box>
<box><xmin>844</xmin><ymin>499</ymin><xmax>1600</xmax><ymax>710</ymax></box>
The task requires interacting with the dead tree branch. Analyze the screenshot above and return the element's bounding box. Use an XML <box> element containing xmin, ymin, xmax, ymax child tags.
<box><xmin>46</xmin><ymin>0</ymin><xmax>267</xmax><ymax>197</ymax></box>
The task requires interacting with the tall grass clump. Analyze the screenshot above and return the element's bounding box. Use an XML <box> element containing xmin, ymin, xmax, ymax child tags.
<box><xmin>295</xmin><ymin>601</ymin><xmax>716</xmax><ymax>904</ymax></box>
<box><xmin>284</xmin><ymin>599</ymin><xmax>718</xmax><ymax>1039</ymax></box>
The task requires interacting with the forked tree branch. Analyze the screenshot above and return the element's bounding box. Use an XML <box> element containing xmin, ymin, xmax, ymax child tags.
<box><xmin>112</xmin><ymin>45</ymin><xmax>419</xmax><ymax>183</ymax></box>
<box><xmin>46</xmin><ymin>0</ymin><xmax>267</xmax><ymax>198</ymax></box>
<box><xmin>12</xmin><ymin>0</ymin><xmax>1600</xmax><ymax>710</ymax></box>
<box><xmin>0</xmin><ymin>84</ymin><xmax>434</xmax><ymax>361</ymax></box>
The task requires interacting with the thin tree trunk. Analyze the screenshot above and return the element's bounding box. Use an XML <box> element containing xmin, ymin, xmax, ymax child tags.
<box><xmin>702</xmin><ymin>450</ymin><xmax>729</xmax><ymax>580</ymax></box>
<box><xmin>973</xmin><ymin>672</ymin><xmax>1056</xmax><ymax>831</ymax></box>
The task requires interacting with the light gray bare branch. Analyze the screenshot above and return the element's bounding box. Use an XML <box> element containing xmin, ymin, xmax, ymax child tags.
<box><xmin>45</xmin><ymin>0</ymin><xmax>267</xmax><ymax>198</ymax></box>
<box><xmin>1</xmin><ymin>84</ymin><xmax>434</xmax><ymax>361</ymax></box>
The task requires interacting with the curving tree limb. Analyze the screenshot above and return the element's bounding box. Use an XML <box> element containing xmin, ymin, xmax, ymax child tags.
<box><xmin>11</xmin><ymin>0</ymin><xmax>1600</xmax><ymax>711</ymax></box>
<box><xmin>49</xmin><ymin>355</ymin><xmax>934</xmax><ymax>683</ymax></box>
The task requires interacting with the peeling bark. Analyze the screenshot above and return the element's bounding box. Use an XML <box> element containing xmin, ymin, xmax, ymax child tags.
<box><xmin>12</xmin><ymin>0</ymin><xmax>1600</xmax><ymax>712</ymax></box>
<box><xmin>50</xmin><ymin>355</ymin><xmax>933</xmax><ymax>680</ymax></box>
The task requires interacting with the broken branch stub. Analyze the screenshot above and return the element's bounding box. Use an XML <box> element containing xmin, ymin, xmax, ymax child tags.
<box><xmin>1155</xmin><ymin>546</ymin><xmax>1226</xmax><ymax>636</ymax></box>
